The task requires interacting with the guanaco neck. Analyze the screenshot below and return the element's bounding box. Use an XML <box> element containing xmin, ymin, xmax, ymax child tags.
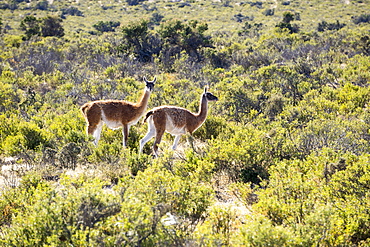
<box><xmin>195</xmin><ymin>94</ymin><xmax>208</xmax><ymax>124</ymax></box>
<box><xmin>134</xmin><ymin>88</ymin><xmax>151</xmax><ymax>112</ymax></box>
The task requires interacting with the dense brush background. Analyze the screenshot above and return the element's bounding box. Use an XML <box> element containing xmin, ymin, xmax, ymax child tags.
<box><xmin>0</xmin><ymin>0</ymin><xmax>370</xmax><ymax>246</ymax></box>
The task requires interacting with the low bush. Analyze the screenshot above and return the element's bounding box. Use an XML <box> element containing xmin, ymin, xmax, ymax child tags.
<box><xmin>2</xmin><ymin>121</ymin><xmax>50</xmax><ymax>156</ymax></box>
<box><xmin>352</xmin><ymin>14</ymin><xmax>370</xmax><ymax>24</ymax></box>
<box><xmin>317</xmin><ymin>20</ymin><xmax>346</xmax><ymax>32</ymax></box>
<box><xmin>93</xmin><ymin>21</ymin><xmax>121</xmax><ymax>33</ymax></box>
<box><xmin>253</xmin><ymin>150</ymin><xmax>370</xmax><ymax>246</ymax></box>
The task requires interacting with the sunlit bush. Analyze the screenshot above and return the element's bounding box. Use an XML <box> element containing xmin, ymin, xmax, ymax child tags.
<box><xmin>0</xmin><ymin>175</ymin><xmax>120</xmax><ymax>246</ymax></box>
<box><xmin>0</xmin><ymin>81</ymin><xmax>20</xmax><ymax>112</ymax></box>
<box><xmin>206</xmin><ymin>123</ymin><xmax>273</xmax><ymax>183</ymax></box>
<box><xmin>2</xmin><ymin>121</ymin><xmax>50</xmax><ymax>156</ymax></box>
<box><xmin>254</xmin><ymin>150</ymin><xmax>370</xmax><ymax>246</ymax></box>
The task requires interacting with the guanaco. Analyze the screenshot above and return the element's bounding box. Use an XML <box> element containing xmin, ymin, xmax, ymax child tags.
<box><xmin>81</xmin><ymin>76</ymin><xmax>156</xmax><ymax>147</ymax></box>
<box><xmin>139</xmin><ymin>87</ymin><xmax>218</xmax><ymax>157</ymax></box>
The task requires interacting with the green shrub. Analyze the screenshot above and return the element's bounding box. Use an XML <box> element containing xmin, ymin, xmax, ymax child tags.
<box><xmin>317</xmin><ymin>20</ymin><xmax>346</xmax><ymax>32</ymax></box>
<box><xmin>193</xmin><ymin>115</ymin><xmax>229</xmax><ymax>141</ymax></box>
<box><xmin>20</xmin><ymin>16</ymin><xmax>40</xmax><ymax>40</ymax></box>
<box><xmin>120</xmin><ymin>19</ymin><xmax>160</xmax><ymax>62</ymax></box>
<box><xmin>0</xmin><ymin>173</ymin><xmax>46</xmax><ymax>228</ymax></box>
<box><xmin>195</xmin><ymin>205</ymin><xmax>237</xmax><ymax>246</ymax></box>
<box><xmin>238</xmin><ymin>216</ymin><xmax>298</xmax><ymax>246</ymax></box>
<box><xmin>47</xmin><ymin>109</ymin><xmax>87</xmax><ymax>146</ymax></box>
<box><xmin>89</xmin><ymin>142</ymin><xmax>121</xmax><ymax>164</ymax></box>
<box><xmin>206</xmin><ymin>123</ymin><xmax>273</xmax><ymax>183</ymax></box>
<box><xmin>20</xmin><ymin>15</ymin><xmax>64</xmax><ymax>40</ymax></box>
<box><xmin>159</xmin><ymin>19</ymin><xmax>213</xmax><ymax>62</ymax></box>
<box><xmin>89</xmin><ymin>160</ymin><xmax>214</xmax><ymax>246</ymax></box>
<box><xmin>352</xmin><ymin>14</ymin><xmax>370</xmax><ymax>24</ymax></box>
<box><xmin>0</xmin><ymin>82</ymin><xmax>20</xmax><ymax>112</ymax></box>
<box><xmin>3</xmin><ymin>34</ymin><xmax>23</xmax><ymax>48</ymax></box>
<box><xmin>120</xmin><ymin>149</ymin><xmax>152</xmax><ymax>177</ymax></box>
<box><xmin>0</xmin><ymin>175</ymin><xmax>120</xmax><ymax>246</ymax></box>
<box><xmin>214</xmin><ymin>76</ymin><xmax>261</xmax><ymax>122</ymax></box>
<box><xmin>2</xmin><ymin>121</ymin><xmax>50</xmax><ymax>156</ymax></box>
<box><xmin>254</xmin><ymin>150</ymin><xmax>370</xmax><ymax>246</ymax></box>
<box><xmin>338</xmin><ymin>56</ymin><xmax>370</xmax><ymax>87</ymax></box>
<box><xmin>295</xmin><ymin>118</ymin><xmax>369</xmax><ymax>155</ymax></box>
<box><xmin>275</xmin><ymin>12</ymin><xmax>300</xmax><ymax>33</ymax></box>
<box><xmin>93</xmin><ymin>21</ymin><xmax>120</xmax><ymax>33</ymax></box>
<box><xmin>61</xmin><ymin>6</ymin><xmax>83</xmax><ymax>18</ymax></box>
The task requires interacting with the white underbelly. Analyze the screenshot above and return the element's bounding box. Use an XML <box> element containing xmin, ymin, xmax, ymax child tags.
<box><xmin>104</xmin><ymin>120</ymin><xmax>122</xmax><ymax>130</ymax></box>
<box><xmin>102</xmin><ymin>113</ymin><xmax>122</xmax><ymax>130</ymax></box>
<box><xmin>166</xmin><ymin>117</ymin><xmax>186</xmax><ymax>135</ymax></box>
<box><xmin>128</xmin><ymin>118</ymin><xmax>140</xmax><ymax>126</ymax></box>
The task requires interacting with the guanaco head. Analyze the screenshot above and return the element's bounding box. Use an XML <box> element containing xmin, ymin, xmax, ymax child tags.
<box><xmin>144</xmin><ymin>76</ymin><xmax>156</xmax><ymax>92</ymax></box>
<box><xmin>203</xmin><ymin>86</ymin><xmax>218</xmax><ymax>101</ymax></box>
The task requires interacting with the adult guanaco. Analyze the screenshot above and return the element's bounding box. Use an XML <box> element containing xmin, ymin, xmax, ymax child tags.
<box><xmin>139</xmin><ymin>87</ymin><xmax>218</xmax><ymax>157</ymax></box>
<box><xmin>81</xmin><ymin>76</ymin><xmax>156</xmax><ymax>147</ymax></box>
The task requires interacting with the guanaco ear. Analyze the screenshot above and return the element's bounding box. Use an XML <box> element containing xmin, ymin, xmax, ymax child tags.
<box><xmin>204</xmin><ymin>86</ymin><xmax>208</xmax><ymax>94</ymax></box>
<box><xmin>143</xmin><ymin>76</ymin><xmax>156</xmax><ymax>84</ymax></box>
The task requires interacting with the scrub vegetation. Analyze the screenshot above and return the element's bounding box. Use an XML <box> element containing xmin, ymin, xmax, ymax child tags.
<box><xmin>0</xmin><ymin>0</ymin><xmax>369</xmax><ymax>245</ymax></box>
